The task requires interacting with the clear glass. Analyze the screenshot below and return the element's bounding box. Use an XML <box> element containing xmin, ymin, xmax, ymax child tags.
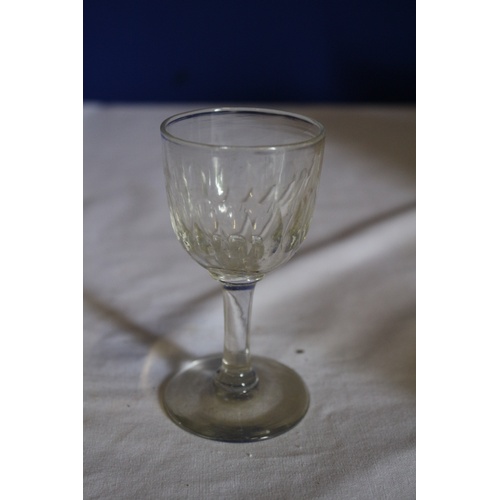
<box><xmin>160</xmin><ymin>108</ymin><xmax>325</xmax><ymax>442</ymax></box>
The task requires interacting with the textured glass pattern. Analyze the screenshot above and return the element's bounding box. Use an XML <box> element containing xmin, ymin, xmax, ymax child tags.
<box><xmin>162</xmin><ymin>111</ymin><xmax>324</xmax><ymax>283</ymax></box>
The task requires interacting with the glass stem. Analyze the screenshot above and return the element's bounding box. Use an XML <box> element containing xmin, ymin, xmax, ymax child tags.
<box><xmin>214</xmin><ymin>282</ymin><xmax>259</xmax><ymax>395</ymax></box>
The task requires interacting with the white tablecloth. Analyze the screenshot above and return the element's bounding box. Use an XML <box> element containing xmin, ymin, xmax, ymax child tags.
<box><xmin>83</xmin><ymin>104</ymin><xmax>415</xmax><ymax>499</ymax></box>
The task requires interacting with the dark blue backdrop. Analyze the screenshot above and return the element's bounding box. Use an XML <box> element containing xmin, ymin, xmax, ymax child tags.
<box><xmin>84</xmin><ymin>0</ymin><xmax>415</xmax><ymax>103</ymax></box>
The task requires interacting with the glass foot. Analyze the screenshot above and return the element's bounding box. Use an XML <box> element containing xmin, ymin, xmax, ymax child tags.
<box><xmin>161</xmin><ymin>355</ymin><xmax>309</xmax><ymax>442</ymax></box>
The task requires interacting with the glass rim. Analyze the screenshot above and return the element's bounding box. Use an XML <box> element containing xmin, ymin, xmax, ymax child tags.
<box><xmin>160</xmin><ymin>107</ymin><xmax>325</xmax><ymax>151</ymax></box>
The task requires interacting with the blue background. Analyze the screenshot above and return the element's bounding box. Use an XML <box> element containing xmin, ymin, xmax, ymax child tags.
<box><xmin>84</xmin><ymin>0</ymin><xmax>415</xmax><ymax>103</ymax></box>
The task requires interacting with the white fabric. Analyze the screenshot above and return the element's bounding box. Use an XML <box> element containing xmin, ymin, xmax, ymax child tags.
<box><xmin>83</xmin><ymin>104</ymin><xmax>415</xmax><ymax>499</ymax></box>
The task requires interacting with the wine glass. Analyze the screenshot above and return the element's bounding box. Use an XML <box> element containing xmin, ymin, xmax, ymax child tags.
<box><xmin>160</xmin><ymin>107</ymin><xmax>325</xmax><ymax>442</ymax></box>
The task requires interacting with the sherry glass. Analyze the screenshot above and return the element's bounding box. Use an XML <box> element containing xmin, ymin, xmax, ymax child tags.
<box><xmin>160</xmin><ymin>108</ymin><xmax>325</xmax><ymax>442</ymax></box>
